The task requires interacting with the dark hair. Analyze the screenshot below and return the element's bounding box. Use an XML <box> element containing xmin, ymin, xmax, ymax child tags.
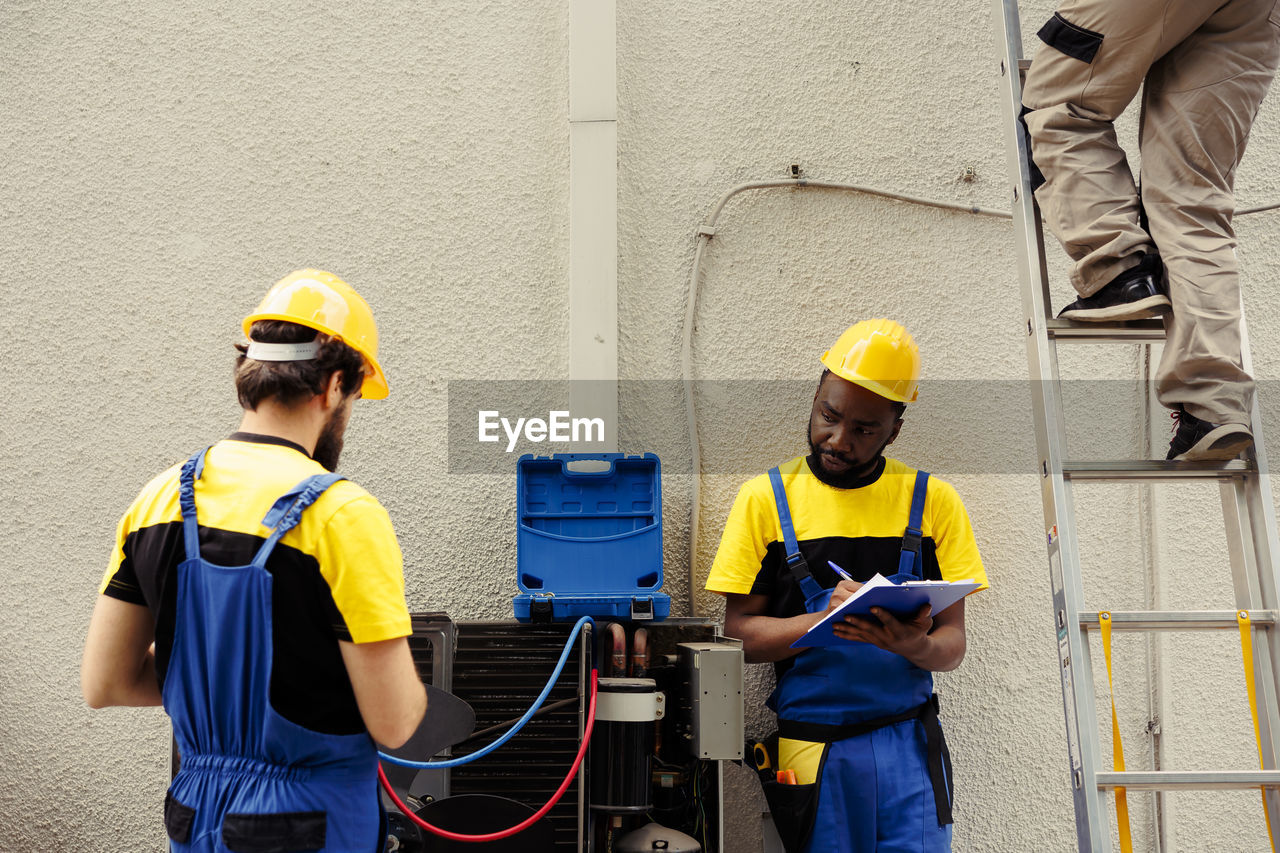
<box><xmin>817</xmin><ymin>369</ymin><xmax>906</xmax><ymax>419</ymax></box>
<box><xmin>235</xmin><ymin>320</ymin><xmax>365</xmax><ymax>410</ymax></box>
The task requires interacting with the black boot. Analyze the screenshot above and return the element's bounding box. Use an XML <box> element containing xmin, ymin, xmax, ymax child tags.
<box><xmin>1166</xmin><ymin>407</ymin><xmax>1252</xmax><ymax>461</ymax></box>
<box><xmin>1059</xmin><ymin>254</ymin><xmax>1170</xmax><ymax>322</ymax></box>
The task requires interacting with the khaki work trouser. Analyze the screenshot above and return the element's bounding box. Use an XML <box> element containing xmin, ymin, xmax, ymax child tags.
<box><xmin>1023</xmin><ymin>0</ymin><xmax>1280</xmax><ymax>424</ymax></box>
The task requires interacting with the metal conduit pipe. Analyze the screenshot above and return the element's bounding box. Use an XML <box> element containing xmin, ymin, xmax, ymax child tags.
<box><xmin>679</xmin><ymin>177</ymin><xmax>1278</xmax><ymax>617</ymax></box>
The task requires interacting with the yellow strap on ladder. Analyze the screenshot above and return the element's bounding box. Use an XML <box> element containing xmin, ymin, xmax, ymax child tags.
<box><xmin>1237</xmin><ymin>609</ymin><xmax>1277</xmax><ymax>852</ymax></box>
<box><xmin>1100</xmin><ymin>611</ymin><xmax>1133</xmax><ymax>852</ymax></box>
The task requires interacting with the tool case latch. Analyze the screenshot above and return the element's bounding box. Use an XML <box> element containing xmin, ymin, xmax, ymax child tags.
<box><xmin>530</xmin><ymin>596</ymin><xmax>554</xmax><ymax>623</ymax></box>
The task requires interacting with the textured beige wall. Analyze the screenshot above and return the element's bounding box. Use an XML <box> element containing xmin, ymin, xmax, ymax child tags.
<box><xmin>3</xmin><ymin>1</ymin><xmax>1279</xmax><ymax>851</ymax></box>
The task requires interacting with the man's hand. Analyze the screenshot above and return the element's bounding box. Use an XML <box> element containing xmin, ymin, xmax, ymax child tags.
<box><xmin>833</xmin><ymin>604</ymin><xmax>933</xmax><ymax>658</ymax></box>
<box><xmin>826</xmin><ymin>579</ymin><xmax>863</xmax><ymax>613</ymax></box>
<box><xmin>833</xmin><ymin>599</ymin><xmax>968</xmax><ymax>672</ymax></box>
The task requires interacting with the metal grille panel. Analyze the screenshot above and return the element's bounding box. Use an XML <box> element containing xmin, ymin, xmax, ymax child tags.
<box><xmin>408</xmin><ymin>618</ymin><xmax>585</xmax><ymax>851</ymax></box>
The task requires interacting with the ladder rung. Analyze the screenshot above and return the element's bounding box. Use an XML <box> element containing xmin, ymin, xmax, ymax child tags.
<box><xmin>1097</xmin><ymin>770</ymin><xmax>1280</xmax><ymax>790</ymax></box>
<box><xmin>1062</xmin><ymin>460</ymin><xmax>1251</xmax><ymax>481</ymax></box>
<box><xmin>1046</xmin><ymin>318</ymin><xmax>1166</xmax><ymax>342</ymax></box>
<box><xmin>1080</xmin><ymin>611</ymin><xmax>1277</xmax><ymax>630</ymax></box>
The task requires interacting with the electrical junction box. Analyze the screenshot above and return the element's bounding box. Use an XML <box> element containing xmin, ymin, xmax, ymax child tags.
<box><xmin>679</xmin><ymin>640</ymin><xmax>744</xmax><ymax>760</ymax></box>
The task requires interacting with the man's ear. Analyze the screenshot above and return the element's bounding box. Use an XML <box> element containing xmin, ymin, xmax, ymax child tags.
<box><xmin>324</xmin><ymin>371</ymin><xmax>345</xmax><ymax>409</ymax></box>
<box><xmin>886</xmin><ymin>417</ymin><xmax>903</xmax><ymax>446</ymax></box>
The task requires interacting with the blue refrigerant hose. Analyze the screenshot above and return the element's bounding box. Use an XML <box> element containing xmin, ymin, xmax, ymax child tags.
<box><xmin>377</xmin><ymin>615</ymin><xmax>595</xmax><ymax>769</ymax></box>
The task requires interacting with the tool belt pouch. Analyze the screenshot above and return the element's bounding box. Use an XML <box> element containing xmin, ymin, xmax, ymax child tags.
<box><xmin>776</xmin><ymin>696</ymin><xmax>955</xmax><ymax>828</ymax></box>
<box><xmin>747</xmin><ymin>732</ymin><xmax>822</xmax><ymax>853</ymax></box>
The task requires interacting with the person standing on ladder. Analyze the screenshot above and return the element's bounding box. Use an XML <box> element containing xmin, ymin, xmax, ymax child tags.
<box><xmin>81</xmin><ymin>269</ymin><xmax>427</xmax><ymax>852</ymax></box>
<box><xmin>1020</xmin><ymin>0</ymin><xmax>1280</xmax><ymax>461</ymax></box>
<box><xmin>705</xmin><ymin>320</ymin><xmax>988</xmax><ymax>853</ymax></box>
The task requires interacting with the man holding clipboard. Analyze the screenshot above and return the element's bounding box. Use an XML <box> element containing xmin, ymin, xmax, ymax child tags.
<box><xmin>705</xmin><ymin>320</ymin><xmax>987</xmax><ymax>853</ymax></box>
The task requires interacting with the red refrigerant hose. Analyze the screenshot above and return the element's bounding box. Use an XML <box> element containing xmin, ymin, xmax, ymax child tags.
<box><xmin>377</xmin><ymin>669</ymin><xmax>599</xmax><ymax>843</ymax></box>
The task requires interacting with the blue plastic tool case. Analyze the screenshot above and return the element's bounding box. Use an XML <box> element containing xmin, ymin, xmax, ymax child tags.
<box><xmin>513</xmin><ymin>452</ymin><xmax>670</xmax><ymax>623</ymax></box>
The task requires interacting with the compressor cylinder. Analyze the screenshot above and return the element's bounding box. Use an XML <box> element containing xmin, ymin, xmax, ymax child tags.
<box><xmin>590</xmin><ymin>677</ymin><xmax>665</xmax><ymax>812</ymax></box>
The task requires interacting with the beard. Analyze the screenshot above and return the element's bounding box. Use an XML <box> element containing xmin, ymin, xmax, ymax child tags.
<box><xmin>313</xmin><ymin>407</ymin><xmax>348</xmax><ymax>472</ymax></box>
<box><xmin>806</xmin><ymin>425</ymin><xmax>889</xmax><ymax>489</ymax></box>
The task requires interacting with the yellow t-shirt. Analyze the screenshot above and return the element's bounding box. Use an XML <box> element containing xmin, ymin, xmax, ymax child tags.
<box><xmin>100</xmin><ymin>434</ymin><xmax>411</xmax><ymax>734</ymax></box>
<box><xmin>706</xmin><ymin>455</ymin><xmax>987</xmax><ymax>609</ymax></box>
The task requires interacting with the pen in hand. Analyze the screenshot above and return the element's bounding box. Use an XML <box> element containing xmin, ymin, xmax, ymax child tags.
<box><xmin>828</xmin><ymin>560</ymin><xmax>855</xmax><ymax>583</ymax></box>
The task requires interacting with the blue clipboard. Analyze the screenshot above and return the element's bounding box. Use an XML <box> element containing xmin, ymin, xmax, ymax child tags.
<box><xmin>791</xmin><ymin>573</ymin><xmax>982</xmax><ymax>649</ymax></box>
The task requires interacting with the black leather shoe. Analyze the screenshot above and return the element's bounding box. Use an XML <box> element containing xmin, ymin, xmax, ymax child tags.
<box><xmin>1058</xmin><ymin>255</ymin><xmax>1170</xmax><ymax>322</ymax></box>
<box><xmin>1166</xmin><ymin>407</ymin><xmax>1252</xmax><ymax>461</ymax></box>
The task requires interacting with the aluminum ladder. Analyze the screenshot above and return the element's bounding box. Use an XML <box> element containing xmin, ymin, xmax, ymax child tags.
<box><xmin>990</xmin><ymin>0</ymin><xmax>1280</xmax><ymax>849</ymax></box>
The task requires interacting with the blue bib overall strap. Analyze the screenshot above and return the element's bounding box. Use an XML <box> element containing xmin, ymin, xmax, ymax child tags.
<box><xmin>254</xmin><ymin>474</ymin><xmax>347</xmax><ymax>563</ymax></box>
<box><xmin>897</xmin><ymin>469</ymin><xmax>930</xmax><ymax>580</ymax></box>
<box><xmin>167</xmin><ymin>447</ymin><xmax>384</xmax><ymax>853</ymax></box>
<box><xmin>177</xmin><ymin>448</ymin><xmax>212</xmax><ymax>560</ymax></box>
<box><xmin>178</xmin><ymin>451</ymin><xmax>346</xmax><ymax>565</ymax></box>
<box><xmin>768</xmin><ymin>467</ymin><xmax>824</xmax><ymax>601</ymax></box>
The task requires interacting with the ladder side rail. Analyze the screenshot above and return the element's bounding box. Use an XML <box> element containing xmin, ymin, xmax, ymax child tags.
<box><xmin>1224</xmin><ymin>479</ymin><xmax>1280</xmax><ymax>833</ymax></box>
<box><xmin>1242</xmin><ymin>471</ymin><xmax>1280</xmax><ymax>828</ymax></box>
<box><xmin>1236</xmin><ymin>311</ymin><xmax>1280</xmax><ymax>825</ymax></box>
<box><xmin>1244</xmin><ymin>461</ymin><xmax>1280</xmax><ymax>763</ymax></box>
<box><xmin>1216</xmin><ymin>309</ymin><xmax>1280</xmax><ymax>827</ymax></box>
<box><xmin>1237</xmin><ymin>312</ymin><xmax>1280</xmax><ymax>661</ymax></box>
<box><xmin>990</xmin><ymin>1</ymin><xmax>1109</xmax><ymax>849</ymax></box>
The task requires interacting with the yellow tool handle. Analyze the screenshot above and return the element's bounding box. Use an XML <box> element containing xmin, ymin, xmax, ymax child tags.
<box><xmin>753</xmin><ymin>742</ymin><xmax>772</xmax><ymax>771</ymax></box>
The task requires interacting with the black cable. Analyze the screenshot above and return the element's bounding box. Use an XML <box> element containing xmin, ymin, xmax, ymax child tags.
<box><xmin>450</xmin><ymin>696</ymin><xmax>579</xmax><ymax>748</ymax></box>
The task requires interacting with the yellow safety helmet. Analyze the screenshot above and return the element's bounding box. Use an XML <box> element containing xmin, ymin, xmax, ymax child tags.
<box><xmin>243</xmin><ymin>269</ymin><xmax>389</xmax><ymax>400</ymax></box>
<box><xmin>820</xmin><ymin>319</ymin><xmax>920</xmax><ymax>403</ymax></box>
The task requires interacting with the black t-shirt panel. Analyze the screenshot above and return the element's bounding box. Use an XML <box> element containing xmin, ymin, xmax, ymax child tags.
<box><xmin>752</xmin><ymin>533</ymin><xmax>941</xmax><ymax>682</ymax></box>
<box><xmin>111</xmin><ymin>520</ymin><xmax>363</xmax><ymax>735</ymax></box>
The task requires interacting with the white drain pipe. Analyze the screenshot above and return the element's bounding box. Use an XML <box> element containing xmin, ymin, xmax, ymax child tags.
<box><xmin>568</xmin><ymin>0</ymin><xmax>618</xmax><ymax>452</ymax></box>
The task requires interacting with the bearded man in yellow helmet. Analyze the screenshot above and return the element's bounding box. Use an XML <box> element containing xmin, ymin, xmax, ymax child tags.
<box><xmin>81</xmin><ymin>270</ymin><xmax>427</xmax><ymax>852</ymax></box>
<box><xmin>706</xmin><ymin>320</ymin><xmax>988</xmax><ymax>853</ymax></box>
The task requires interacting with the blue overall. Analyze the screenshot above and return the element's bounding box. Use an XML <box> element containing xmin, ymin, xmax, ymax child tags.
<box><xmin>767</xmin><ymin>466</ymin><xmax>953</xmax><ymax>853</ymax></box>
<box><xmin>162</xmin><ymin>448</ymin><xmax>386</xmax><ymax>853</ymax></box>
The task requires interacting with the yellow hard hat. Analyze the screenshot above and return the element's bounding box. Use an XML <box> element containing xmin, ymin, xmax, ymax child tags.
<box><xmin>243</xmin><ymin>269</ymin><xmax>388</xmax><ymax>400</ymax></box>
<box><xmin>820</xmin><ymin>319</ymin><xmax>920</xmax><ymax>403</ymax></box>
